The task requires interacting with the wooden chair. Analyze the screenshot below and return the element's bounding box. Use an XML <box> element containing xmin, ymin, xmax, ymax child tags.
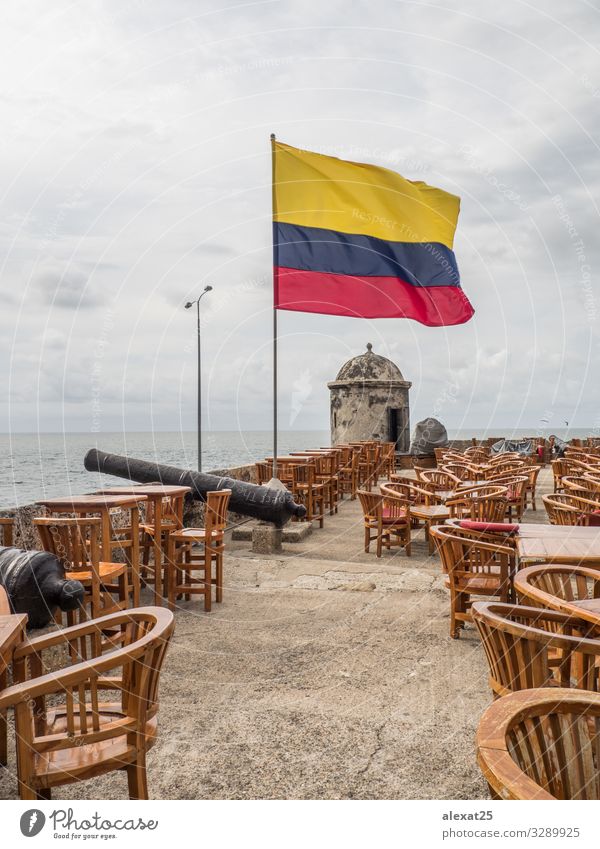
<box><xmin>568</xmin><ymin>474</ymin><xmax>600</xmax><ymax>494</ymax></box>
<box><xmin>357</xmin><ymin>489</ymin><xmax>411</xmax><ymax>558</ymax></box>
<box><xmin>514</xmin><ymin>564</ymin><xmax>600</xmax><ymax>632</ymax></box>
<box><xmin>0</xmin><ymin>518</ymin><xmax>13</xmax><ymax>547</ymax></box>
<box><xmin>34</xmin><ymin>517</ymin><xmax>128</xmax><ymax>622</ymax></box>
<box><xmin>139</xmin><ymin>492</ymin><xmax>185</xmax><ymax>600</ymax></box>
<box><xmin>521</xmin><ymin>465</ymin><xmax>541</xmax><ymax>510</ymax></box>
<box><xmin>338</xmin><ymin>449</ymin><xmax>360</xmax><ymax>500</ymax></box>
<box><xmin>416</xmin><ymin>469</ymin><xmax>461</xmax><ymax>492</ymax></box>
<box><xmin>551</xmin><ymin>458</ymin><xmax>570</xmax><ymax>492</ymax></box>
<box><xmin>313</xmin><ymin>454</ymin><xmax>339</xmax><ymax>515</ymax></box>
<box><xmin>429</xmin><ymin>525</ymin><xmax>514</xmax><ymax>639</ymax></box>
<box><xmin>441</xmin><ymin>462</ymin><xmax>477</xmax><ymax>481</ymax></box>
<box><xmin>477</xmin><ymin>688</ymin><xmax>600</xmax><ymax>799</ymax></box>
<box><xmin>166</xmin><ymin>489</ymin><xmax>231</xmax><ymax>612</ymax></box>
<box><xmin>292</xmin><ymin>464</ymin><xmax>325</xmax><ymax>528</ymax></box>
<box><xmin>255</xmin><ymin>461</ymin><xmax>273</xmax><ymax>485</ymax></box>
<box><xmin>472</xmin><ymin>601</ymin><xmax>600</xmax><ymax>698</ymax></box>
<box><xmin>498</xmin><ymin>475</ymin><xmax>528</xmax><ymax>521</ymax></box>
<box><xmin>542</xmin><ymin>493</ymin><xmax>600</xmax><ymax>526</ymax></box>
<box><xmin>0</xmin><ymin>606</ymin><xmax>174</xmax><ymax>800</ymax></box>
<box><xmin>381</xmin><ymin>479</ymin><xmax>441</xmax><ymax>506</ymax></box>
<box><xmin>446</xmin><ymin>488</ymin><xmax>508</xmax><ymax>522</ymax></box>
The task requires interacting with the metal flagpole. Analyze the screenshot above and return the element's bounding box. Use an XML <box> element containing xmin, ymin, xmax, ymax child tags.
<box><xmin>271</xmin><ymin>132</ymin><xmax>278</xmax><ymax>483</ymax></box>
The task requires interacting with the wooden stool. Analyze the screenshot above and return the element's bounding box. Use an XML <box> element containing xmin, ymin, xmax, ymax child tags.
<box><xmin>166</xmin><ymin>490</ymin><xmax>231</xmax><ymax>612</ymax></box>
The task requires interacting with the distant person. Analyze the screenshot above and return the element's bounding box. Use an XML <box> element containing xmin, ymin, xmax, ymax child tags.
<box><xmin>548</xmin><ymin>435</ymin><xmax>565</xmax><ymax>459</ymax></box>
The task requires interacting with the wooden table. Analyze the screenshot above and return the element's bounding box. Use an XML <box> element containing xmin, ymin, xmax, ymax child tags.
<box><xmin>0</xmin><ymin>593</ymin><xmax>27</xmax><ymax>765</ymax></box>
<box><xmin>409</xmin><ymin>504</ymin><xmax>450</xmax><ymax>554</ymax></box>
<box><xmin>36</xmin><ymin>494</ymin><xmax>148</xmax><ymax>607</ymax></box>
<box><xmin>95</xmin><ymin>485</ymin><xmax>191</xmax><ymax>606</ymax></box>
<box><xmin>516</xmin><ymin>528</ymin><xmax>600</xmax><ymax>565</ymax></box>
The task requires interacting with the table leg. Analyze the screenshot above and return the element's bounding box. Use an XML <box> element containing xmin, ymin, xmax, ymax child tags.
<box><xmin>153</xmin><ymin>499</ymin><xmax>163</xmax><ymax>606</ymax></box>
<box><xmin>425</xmin><ymin>520</ymin><xmax>433</xmax><ymax>555</ymax></box>
<box><xmin>130</xmin><ymin>506</ymin><xmax>140</xmax><ymax>608</ymax></box>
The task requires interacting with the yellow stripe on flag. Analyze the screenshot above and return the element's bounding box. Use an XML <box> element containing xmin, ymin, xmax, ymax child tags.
<box><xmin>273</xmin><ymin>141</ymin><xmax>460</xmax><ymax>249</ymax></box>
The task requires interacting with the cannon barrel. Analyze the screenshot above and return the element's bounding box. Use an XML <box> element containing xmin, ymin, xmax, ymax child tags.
<box><xmin>84</xmin><ymin>448</ymin><xmax>306</xmax><ymax>527</ymax></box>
<box><xmin>0</xmin><ymin>547</ymin><xmax>85</xmax><ymax>630</ymax></box>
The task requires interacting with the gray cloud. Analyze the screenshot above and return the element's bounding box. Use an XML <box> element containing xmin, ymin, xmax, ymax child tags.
<box><xmin>1</xmin><ymin>0</ymin><xmax>599</xmax><ymax>435</ymax></box>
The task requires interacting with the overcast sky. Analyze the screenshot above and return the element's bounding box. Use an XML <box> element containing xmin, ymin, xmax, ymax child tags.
<box><xmin>1</xmin><ymin>0</ymin><xmax>599</xmax><ymax>436</ymax></box>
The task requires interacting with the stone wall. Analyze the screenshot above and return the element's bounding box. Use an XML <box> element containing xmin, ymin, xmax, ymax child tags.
<box><xmin>0</xmin><ymin>463</ymin><xmax>258</xmax><ymax>553</ymax></box>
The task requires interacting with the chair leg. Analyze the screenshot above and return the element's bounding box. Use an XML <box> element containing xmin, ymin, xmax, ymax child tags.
<box><xmin>364</xmin><ymin>526</ymin><xmax>370</xmax><ymax>553</ymax></box>
<box><xmin>204</xmin><ymin>551</ymin><xmax>212</xmax><ymax>612</ymax></box>
<box><xmin>215</xmin><ymin>551</ymin><xmax>223</xmax><ymax>603</ymax></box>
<box><xmin>127</xmin><ymin>754</ymin><xmax>149</xmax><ymax>800</ymax></box>
<box><xmin>0</xmin><ymin>670</ymin><xmax>6</xmax><ymax>766</ymax></box>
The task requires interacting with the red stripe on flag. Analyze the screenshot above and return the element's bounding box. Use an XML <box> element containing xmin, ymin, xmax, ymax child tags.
<box><xmin>274</xmin><ymin>267</ymin><xmax>474</xmax><ymax>327</ymax></box>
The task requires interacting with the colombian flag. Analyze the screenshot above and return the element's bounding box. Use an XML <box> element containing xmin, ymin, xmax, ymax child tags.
<box><xmin>272</xmin><ymin>140</ymin><xmax>474</xmax><ymax>327</ymax></box>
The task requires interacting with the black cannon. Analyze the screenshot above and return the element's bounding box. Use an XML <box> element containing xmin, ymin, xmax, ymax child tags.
<box><xmin>0</xmin><ymin>547</ymin><xmax>85</xmax><ymax>629</ymax></box>
<box><xmin>84</xmin><ymin>448</ymin><xmax>306</xmax><ymax>527</ymax></box>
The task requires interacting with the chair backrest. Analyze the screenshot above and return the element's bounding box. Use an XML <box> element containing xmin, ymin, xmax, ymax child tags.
<box><xmin>419</xmin><ymin>469</ymin><xmax>461</xmax><ymax>489</ymax></box>
<box><xmin>357</xmin><ymin>490</ymin><xmax>382</xmax><ymax>522</ymax></box>
<box><xmin>514</xmin><ymin>564</ymin><xmax>600</xmax><ymax>628</ymax></box>
<box><xmin>34</xmin><ymin>516</ymin><xmax>102</xmax><ymax>572</ymax></box>
<box><xmin>204</xmin><ymin>490</ymin><xmax>232</xmax><ymax>533</ymax></box>
<box><xmin>542</xmin><ymin>492</ymin><xmax>600</xmax><ymax>525</ymax></box>
<box><xmin>292</xmin><ymin>463</ymin><xmax>317</xmax><ymax>486</ymax></box>
<box><xmin>139</xmin><ymin>492</ymin><xmax>184</xmax><ymax>533</ymax></box>
<box><xmin>429</xmin><ymin>526</ymin><xmax>513</xmax><ymax>593</ymax></box>
<box><xmin>446</xmin><ymin>494</ymin><xmax>507</xmax><ymax>522</ymax></box>
<box><xmin>3</xmin><ymin>607</ymin><xmax>174</xmax><ymax>790</ymax></box>
<box><xmin>477</xmin><ymin>688</ymin><xmax>600</xmax><ymax>799</ymax></box>
<box><xmin>472</xmin><ymin>601</ymin><xmax>600</xmax><ymax>696</ymax></box>
<box><xmin>0</xmin><ymin>517</ymin><xmax>13</xmax><ymax>547</ymax></box>
<box><xmin>441</xmin><ymin>463</ymin><xmax>476</xmax><ymax>481</ymax></box>
<box><xmin>381</xmin><ymin>480</ymin><xmax>439</xmax><ymax>505</ymax></box>
<box><xmin>255</xmin><ymin>461</ymin><xmax>273</xmax><ymax>485</ymax></box>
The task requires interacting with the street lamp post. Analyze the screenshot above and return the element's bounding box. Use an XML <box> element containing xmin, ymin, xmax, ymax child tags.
<box><xmin>185</xmin><ymin>285</ymin><xmax>213</xmax><ymax>472</ymax></box>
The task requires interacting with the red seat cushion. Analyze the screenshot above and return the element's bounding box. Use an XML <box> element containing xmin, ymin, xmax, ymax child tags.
<box><xmin>580</xmin><ymin>510</ymin><xmax>600</xmax><ymax>526</ymax></box>
<box><xmin>459</xmin><ymin>521</ymin><xmax>519</xmax><ymax>534</ymax></box>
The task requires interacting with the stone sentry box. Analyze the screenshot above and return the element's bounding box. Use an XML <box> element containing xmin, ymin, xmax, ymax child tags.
<box><xmin>328</xmin><ymin>343</ymin><xmax>411</xmax><ymax>450</ymax></box>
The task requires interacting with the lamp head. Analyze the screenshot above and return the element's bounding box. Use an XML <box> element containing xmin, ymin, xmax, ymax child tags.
<box><xmin>204</xmin><ymin>285</ymin><xmax>213</xmax><ymax>292</ymax></box>
<box><xmin>184</xmin><ymin>302</ymin><xmax>193</xmax><ymax>309</ymax></box>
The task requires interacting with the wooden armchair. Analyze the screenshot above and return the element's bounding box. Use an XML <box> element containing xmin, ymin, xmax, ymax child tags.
<box><xmin>357</xmin><ymin>489</ymin><xmax>411</xmax><ymax>558</ymax></box>
<box><xmin>542</xmin><ymin>493</ymin><xmax>600</xmax><ymax>525</ymax></box>
<box><xmin>514</xmin><ymin>564</ymin><xmax>600</xmax><ymax>632</ymax></box>
<box><xmin>446</xmin><ymin>487</ymin><xmax>508</xmax><ymax>522</ymax></box>
<box><xmin>0</xmin><ymin>606</ymin><xmax>174</xmax><ymax>800</ymax></box>
<box><xmin>0</xmin><ymin>518</ymin><xmax>13</xmax><ymax>547</ymax></box>
<box><xmin>472</xmin><ymin>601</ymin><xmax>600</xmax><ymax>698</ymax></box>
<box><xmin>166</xmin><ymin>489</ymin><xmax>232</xmax><ymax>612</ymax></box>
<box><xmin>429</xmin><ymin>525</ymin><xmax>514</xmax><ymax>638</ymax></box>
<box><xmin>381</xmin><ymin>479</ymin><xmax>442</xmax><ymax>506</ymax></box>
<box><xmin>34</xmin><ymin>517</ymin><xmax>128</xmax><ymax>622</ymax></box>
<box><xmin>477</xmin><ymin>688</ymin><xmax>600</xmax><ymax>799</ymax></box>
<box><xmin>416</xmin><ymin>469</ymin><xmax>461</xmax><ymax>492</ymax></box>
<box><xmin>441</xmin><ymin>462</ymin><xmax>477</xmax><ymax>481</ymax></box>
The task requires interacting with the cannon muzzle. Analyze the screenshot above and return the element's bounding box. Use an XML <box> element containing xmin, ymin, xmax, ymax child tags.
<box><xmin>84</xmin><ymin>448</ymin><xmax>306</xmax><ymax>526</ymax></box>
